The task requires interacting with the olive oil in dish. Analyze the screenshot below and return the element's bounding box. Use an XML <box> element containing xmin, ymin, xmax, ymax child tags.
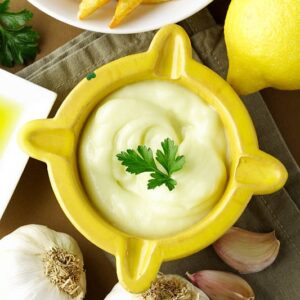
<box><xmin>0</xmin><ymin>97</ymin><xmax>21</xmax><ymax>157</ymax></box>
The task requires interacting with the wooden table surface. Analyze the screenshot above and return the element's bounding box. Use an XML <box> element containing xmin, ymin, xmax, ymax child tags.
<box><xmin>1</xmin><ymin>1</ymin><xmax>299</xmax><ymax>299</ymax></box>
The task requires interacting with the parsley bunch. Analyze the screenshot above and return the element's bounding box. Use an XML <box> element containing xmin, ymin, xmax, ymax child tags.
<box><xmin>117</xmin><ymin>138</ymin><xmax>185</xmax><ymax>191</ymax></box>
<box><xmin>0</xmin><ymin>0</ymin><xmax>39</xmax><ymax>67</ymax></box>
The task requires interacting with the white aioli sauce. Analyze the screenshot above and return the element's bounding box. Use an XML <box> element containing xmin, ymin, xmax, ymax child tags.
<box><xmin>79</xmin><ymin>80</ymin><xmax>228</xmax><ymax>238</ymax></box>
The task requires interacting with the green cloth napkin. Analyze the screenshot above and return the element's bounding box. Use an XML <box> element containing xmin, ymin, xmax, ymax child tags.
<box><xmin>17</xmin><ymin>9</ymin><xmax>300</xmax><ymax>300</ymax></box>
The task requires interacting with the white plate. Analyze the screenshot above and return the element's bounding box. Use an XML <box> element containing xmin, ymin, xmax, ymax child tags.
<box><xmin>0</xmin><ymin>70</ymin><xmax>56</xmax><ymax>219</ymax></box>
<box><xmin>28</xmin><ymin>0</ymin><xmax>213</xmax><ymax>34</ymax></box>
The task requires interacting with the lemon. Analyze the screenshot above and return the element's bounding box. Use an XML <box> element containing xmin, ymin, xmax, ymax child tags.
<box><xmin>225</xmin><ymin>0</ymin><xmax>300</xmax><ymax>95</ymax></box>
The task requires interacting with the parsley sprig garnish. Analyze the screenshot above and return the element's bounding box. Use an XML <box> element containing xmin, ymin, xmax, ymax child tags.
<box><xmin>117</xmin><ymin>138</ymin><xmax>185</xmax><ymax>191</ymax></box>
<box><xmin>0</xmin><ymin>0</ymin><xmax>39</xmax><ymax>67</ymax></box>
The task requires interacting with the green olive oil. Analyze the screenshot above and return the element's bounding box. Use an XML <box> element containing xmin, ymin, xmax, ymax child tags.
<box><xmin>0</xmin><ymin>97</ymin><xmax>21</xmax><ymax>156</ymax></box>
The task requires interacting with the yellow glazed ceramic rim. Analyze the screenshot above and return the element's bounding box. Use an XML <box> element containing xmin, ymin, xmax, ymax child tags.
<box><xmin>20</xmin><ymin>25</ymin><xmax>287</xmax><ymax>293</ymax></box>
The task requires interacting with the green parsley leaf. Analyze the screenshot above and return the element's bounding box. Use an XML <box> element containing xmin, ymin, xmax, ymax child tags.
<box><xmin>0</xmin><ymin>0</ymin><xmax>39</xmax><ymax>67</ymax></box>
<box><xmin>148</xmin><ymin>172</ymin><xmax>177</xmax><ymax>191</ymax></box>
<box><xmin>156</xmin><ymin>138</ymin><xmax>185</xmax><ymax>175</ymax></box>
<box><xmin>0</xmin><ymin>0</ymin><xmax>9</xmax><ymax>13</ymax></box>
<box><xmin>116</xmin><ymin>138</ymin><xmax>185</xmax><ymax>191</ymax></box>
<box><xmin>86</xmin><ymin>72</ymin><xmax>96</xmax><ymax>80</ymax></box>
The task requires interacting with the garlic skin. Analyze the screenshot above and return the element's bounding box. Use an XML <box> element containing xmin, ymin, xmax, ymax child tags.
<box><xmin>213</xmin><ymin>227</ymin><xmax>280</xmax><ymax>273</ymax></box>
<box><xmin>0</xmin><ymin>225</ymin><xmax>86</xmax><ymax>300</ymax></box>
<box><xmin>187</xmin><ymin>270</ymin><xmax>255</xmax><ymax>300</ymax></box>
<box><xmin>105</xmin><ymin>283</ymin><xmax>142</xmax><ymax>300</ymax></box>
<box><xmin>105</xmin><ymin>274</ymin><xmax>209</xmax><ymax>300</ymax></box>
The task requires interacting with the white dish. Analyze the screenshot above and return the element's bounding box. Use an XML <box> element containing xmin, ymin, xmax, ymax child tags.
<box><xmin>0</xmin><ymin>69</ymin><xmax>56</xmax><ymax>219</ymax></box>
<box><xmin>27</xmin><ymin>0</ymin><xmax>213</xmax><ymax>34</ymax></box>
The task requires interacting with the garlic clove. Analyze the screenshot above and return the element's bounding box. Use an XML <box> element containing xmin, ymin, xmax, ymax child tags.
<box><xmin>213</xmin><ymin>227</ymin><xmax>280</xmax><ymax>273</ymax></box>
<box><xmin>187</xmin><ymin>270</ymin><xmax>255</xmax><ymax>300</ymax></box>
<box><xmin>105</xmin><ymin>274</ymin><xmax>209</xmax><ymax>300</ymax></box>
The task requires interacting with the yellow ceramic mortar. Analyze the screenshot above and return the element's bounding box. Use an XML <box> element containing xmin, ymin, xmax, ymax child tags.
<box><xmin>20</xmin><ymin>25</ymin><xmax>287</xmax><ymax>293</ymax></box>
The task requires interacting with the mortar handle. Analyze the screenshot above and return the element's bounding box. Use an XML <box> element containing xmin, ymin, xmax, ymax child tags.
<box><xmin>19</xmin><ymin>119</ymin><xmax>75</xmax><ymax>162</ymax></box>
<box><xmin>148</xmin><ymin>24</ymin><xmax>192</xmax><ymax>79</ymax></box>
<box><xmin>116</xmin><ymin>238</ymin><xmax>162</xmax><ymax>293</ymax></box>
<box><xmin>235</xmin><ymin>151</ymin><xmax>288</xmax><ymax>194</ymax></box>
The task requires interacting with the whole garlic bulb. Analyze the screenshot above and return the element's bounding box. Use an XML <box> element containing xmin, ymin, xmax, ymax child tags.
<box><xmin>105</xmin><ymin>274</ymin><xmax>209</xmax><ymax>300</ymax></box>
<box><xmin>0</xmin><ymin>225</ymin><xmax>86</xmax><ymax>300</ymax></box>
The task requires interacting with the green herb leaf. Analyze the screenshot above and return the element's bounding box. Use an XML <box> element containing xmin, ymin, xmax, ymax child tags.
<box><xmin>117</xmin><ymin>138</ymin><xmax>185</xmax><ymax>191</ymax></box>
<box><xmin>86</xmin><ymin>72</ymin><xmax>96</xmax><ymax>80</ymax></box>
<box><xmin>0</xmin><ymin>9</ymin><xmax>33</xmax><ymax>30</ymax></box>
<box><xmin>156</xmin><ymin>138</ymin><xmax>185</xmax><ymax>175</ymax></box>
<box><xmin>148</xmin><ymin>172</ymin><xmax>177</xmax><ymax>191</ymax></box>
<box><xmin>0</xmin><ymin>0</ymin><xmax>39</xmax><ymax>67</ymax></box>
<box><xmin>117</xmin><ymin>146</ymin><xmax>157</xmax><ymax>175</ymax></box>
<box><xmin>0</xmin><ymin>0</ymin><xmax>9</xmax><ymax>13</ymax></box>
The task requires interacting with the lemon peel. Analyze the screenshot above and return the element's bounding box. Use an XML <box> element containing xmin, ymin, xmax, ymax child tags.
<box><xmin>225</xmin><ymin>0</ymin><xmax>300</xmax><ymax>95</ymax></box>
